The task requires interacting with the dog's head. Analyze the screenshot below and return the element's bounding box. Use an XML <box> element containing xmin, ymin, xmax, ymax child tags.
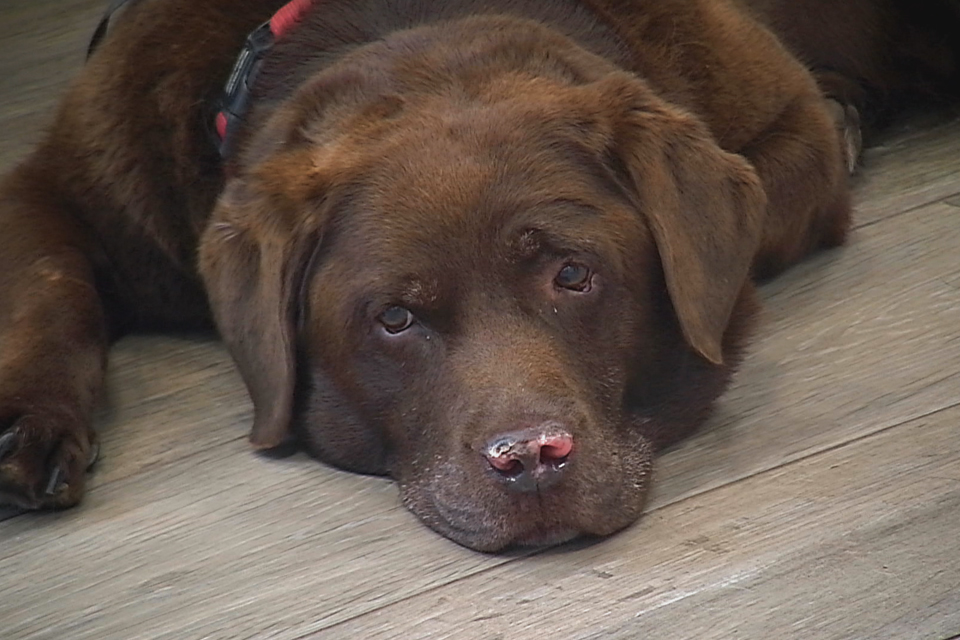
<box><xmin>199</xmin><ymin>19</ymin><xmax>765</xmax><ymax>551</ymax></box>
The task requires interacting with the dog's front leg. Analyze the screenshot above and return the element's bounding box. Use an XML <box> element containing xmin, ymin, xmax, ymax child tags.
<box><xmin>742</xmin><ymin>92</ymin><xmax>855</xmax><ymax>279</ymax></box>
<box><xmin>0</xmin><ymin>166</ymin><xmax>107</xmax><ymax>509</ymax></box>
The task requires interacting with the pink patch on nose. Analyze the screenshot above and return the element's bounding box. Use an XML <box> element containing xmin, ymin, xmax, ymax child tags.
<box><xmin>487</xmin><ymin>455</ymin><xmax>523</xmax><ymax>473</ymax></box>
<box><xmin>539</xmin><ymin>434</ymin><xmax>573</xmax><ymax>463</ymax></box>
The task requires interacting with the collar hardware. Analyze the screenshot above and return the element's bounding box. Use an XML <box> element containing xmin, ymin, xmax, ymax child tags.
<box><xmin>214</xmin><ymin>22</ymin><xmax>276</xmax><ymax>158</ymax></box>
<box><xmin>216</xmin><ymin>0</ymin><xmax>315</xmax><ymax>158</ymax></box>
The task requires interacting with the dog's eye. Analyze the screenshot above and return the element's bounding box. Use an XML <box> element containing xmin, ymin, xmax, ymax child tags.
<box><xmin>379</xmin><ymin>306</ymin><xmax>415</xmax><ymax>333</ymax></box>
<box><xmin>554</xmin><ymin>263</ymin><xmax>592</xmax><ymax>292</ymax></box>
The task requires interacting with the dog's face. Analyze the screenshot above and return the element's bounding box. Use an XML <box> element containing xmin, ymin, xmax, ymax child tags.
<box><xmin>199</xmin><ymin>29</ymin><xmax>765</xmax><ymax>551</ymax></box>
<box><xmin>295</xmin><ymin>95</ymin><xmax>668</xmax><ymax>550</ymax></box>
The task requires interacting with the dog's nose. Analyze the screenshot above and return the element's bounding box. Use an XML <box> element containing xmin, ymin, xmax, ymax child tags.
<box><xmin>482</xmin><ymin>427</ymin><xmax>574</xmax><ymax>493</ymax></box>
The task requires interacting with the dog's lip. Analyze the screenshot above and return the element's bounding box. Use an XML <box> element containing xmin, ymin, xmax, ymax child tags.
<box><xmin>438</xmin><ymin>513</ymin><xmax>582</xmax><ymax>553</ymax></box>
<box><xmin>418</xmin><ymin>480</ymin><xmax>614</xmax><ymax>552</ymax></box>
<box><xmin>410</xmin><ymin>489</ymin><xmax>643</xmax><ymax>552</ymax></box>
<box><xmin>411</xmin><ymin>485</ymin><xmax>576</xmax><ymax>551</ymax></box>
<box><xmin>512</xmin><ymin>526</ymin><xmax>580</xmax><ymax>549</ymax></box>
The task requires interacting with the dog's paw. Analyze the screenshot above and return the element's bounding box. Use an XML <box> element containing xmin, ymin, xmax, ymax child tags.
<box><xmin>825</xmin><ymin>97</ymin><xmax>863</xmax><ymax>175</ymax></box>
<box><xmin>0</xmin><ymin>409</ymin><xmax>99</xmax><ymax>510</ymax></box>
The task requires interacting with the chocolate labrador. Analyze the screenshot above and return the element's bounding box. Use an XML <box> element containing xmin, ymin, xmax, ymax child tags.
<box><xmin>0</xmin><ymin>0</ymin><xmax>956</xmax><ymax>551</ymax></box>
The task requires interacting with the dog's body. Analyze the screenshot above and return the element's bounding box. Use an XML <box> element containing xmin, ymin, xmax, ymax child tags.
<box><xmin>0</xmin><ymin>0</ymin><xmax>956</xmax><ymax>551</ymax></box>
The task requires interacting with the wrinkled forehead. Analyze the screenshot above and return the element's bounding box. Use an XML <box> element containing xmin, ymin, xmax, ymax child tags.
<box><xmin>324</xmin><ymin>104</ymin><xmax>641</xmax><ymax>275</ymax></box>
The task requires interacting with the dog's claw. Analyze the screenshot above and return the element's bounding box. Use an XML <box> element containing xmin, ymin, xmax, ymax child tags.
<box><xmin>825</xmin><ymin>97</ymin><xmax>862</xmax><ymax>174</ymax></box>
<box><xmin>87</xmin><ymin>440</ymin><xmax>101</xmax><ymax>470</ymax></box>
<box><xmin>0</xmin><ymin>415</ymin><xmax>94</xmax><ymax>508</ymax></box>
<box><xmin>0</xmin><ymin>432</ymin><xmax>16</xmax><ymax>461</ymax></box>
<box><xmin>840</xmin><ymin>104</ymin><xmax>862</xmax><ymax>174</ymax></box>
<box><xmin>45</xmin><ymin>465</ymin><xmax>66</xmax><ymax>496</ymax></box>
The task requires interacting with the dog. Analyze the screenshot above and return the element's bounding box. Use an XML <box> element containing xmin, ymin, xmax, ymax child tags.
<box><xmin>0</xmin><ymin>0</ymin><xmax>956</xmax><ymax>552</ymax></box>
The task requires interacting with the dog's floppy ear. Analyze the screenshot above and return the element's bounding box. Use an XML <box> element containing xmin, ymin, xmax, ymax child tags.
<box><xmin>600</xmin><ymin>75</ymin><xmax>766</xmax><ymax>365</ymax></box>
<box><xmin>198</xmin><ymin>150</ymin><xmax>328</xmax><ymax>449</ymax></box>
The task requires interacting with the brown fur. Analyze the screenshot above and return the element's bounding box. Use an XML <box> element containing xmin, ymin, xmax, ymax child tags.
<box><xmin>0</xmin><ymin>0</ymin><xmax>955</xmax><ymax>551</ymax></box>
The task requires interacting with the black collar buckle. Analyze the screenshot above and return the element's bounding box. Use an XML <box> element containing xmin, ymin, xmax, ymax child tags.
<box><xmin>215</xmin><ymin>21</ymin><xmax>276</xmax><ymax>159</ymax></box>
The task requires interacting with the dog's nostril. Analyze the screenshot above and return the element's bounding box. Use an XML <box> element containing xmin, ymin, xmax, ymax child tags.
<box><xmin>487</xmin><ymin>455</ymin><xmax>525</xmax><ymax>476</ymax></box>
<box><xmin>539</xmin><ymin>435</ymin><xmax>573</xmax><ymax>466</ymax></box>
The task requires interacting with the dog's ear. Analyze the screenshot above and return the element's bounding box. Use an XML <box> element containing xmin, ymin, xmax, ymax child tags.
<box><xmin>599</xmin><ymin>75</ymin><xmax>766</xmax><ymax>365</ymax></box>
<box><xmin>198</xmin><ymin>149</ymin><xmax>329</xmax><ymax>449</ymax></box>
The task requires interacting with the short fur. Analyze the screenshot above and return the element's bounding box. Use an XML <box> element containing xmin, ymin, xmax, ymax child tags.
<box><xmin>0</xmin><ymin>0</ymin><xmax>956</xmax><ymax>551</ymax></box>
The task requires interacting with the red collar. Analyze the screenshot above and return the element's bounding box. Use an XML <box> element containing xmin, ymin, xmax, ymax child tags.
<box><xmin>215</xmin><ymin>0</ymin><xmax>316</xmax><ymax>158</ymax></box>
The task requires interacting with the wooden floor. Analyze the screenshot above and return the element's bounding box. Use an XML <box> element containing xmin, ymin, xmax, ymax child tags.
<box><xmin>2</xmin><ymin>2</ymin><xmax>959</xmax><ymax>639</ymax></box>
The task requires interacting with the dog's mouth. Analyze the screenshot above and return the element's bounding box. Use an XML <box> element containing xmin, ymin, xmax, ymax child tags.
<box><xmin>398</xmin><ymin>427</ymin><xmax>654</xmax><ymax>552</ymax></box>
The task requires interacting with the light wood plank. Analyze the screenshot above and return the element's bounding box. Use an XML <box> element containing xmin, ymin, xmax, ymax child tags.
<box><xmin>328</xmin><ymin>403</ymin><xmax>960</xmax><ymax>640</ymax></box>
<box><xmin>854</xmin><ymin>115</ymin><xmax>960</xmax><ymax>226</ymax></box>
<box><xmin>0</xmin><ymin>0</ymin><xmax>102</xmax><ymax>166</ymax></box>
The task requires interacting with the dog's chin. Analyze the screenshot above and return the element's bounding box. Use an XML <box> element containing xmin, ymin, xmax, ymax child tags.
<box><xmin>512</xmin><ymin>527</ymin><xmax>582</xmax><ymax>549</ymax></box>
<box><xmin>398</xmin><ymin>454</ymin><xmax>652</xmax><ymax>552</ymax></box>
<box><xmin>402</xmin><ymin>490</ymin><xmax>644</xmax><ymax>553</ymax></box>
<box><xmin>404</xmin><ymin>498</ymin><xmax>587</xmax><ymax>553</ymax></box>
